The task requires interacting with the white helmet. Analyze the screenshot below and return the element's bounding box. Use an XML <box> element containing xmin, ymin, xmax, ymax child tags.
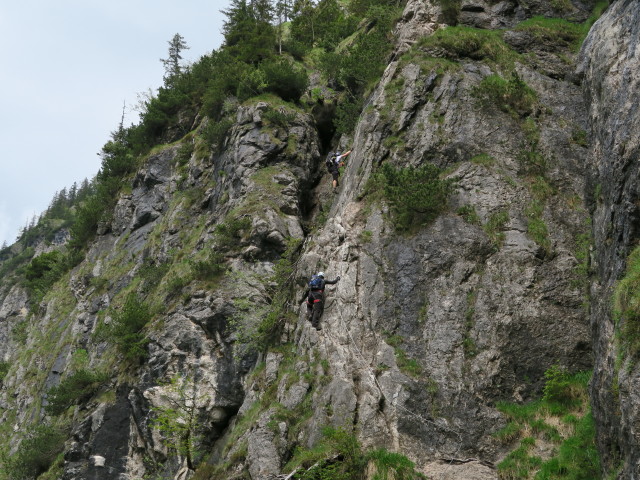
<box><xmin>317</xmin><ymin>271</ymin><xmax>325</xmax><ymax>278</ymax></box>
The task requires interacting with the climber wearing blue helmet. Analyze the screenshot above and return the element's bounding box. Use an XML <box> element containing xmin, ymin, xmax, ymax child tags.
<box><xmin>301</xmin><ymin>271</ymin><xmax>341</xmax><ymax>330</ymax></box>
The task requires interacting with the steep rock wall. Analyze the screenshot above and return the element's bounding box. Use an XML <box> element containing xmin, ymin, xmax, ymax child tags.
<box><xmin>579</xmin><ymin>0</ymin><xmax>640</xmax><ymax>477</ymax></box>
<box><xmin>282</xmin><ymin>4</ymin><xmax>593</xmax><ymax>478</ymax></box>
<box><xmin>0</xmin><ymin>0</ymin><xmax>628</xmax><ymax>478</ymax></box>
<box><xmin>0</xmin><ymin>103</ymin><xmax>322</xmax><ymax>478</ymax></box>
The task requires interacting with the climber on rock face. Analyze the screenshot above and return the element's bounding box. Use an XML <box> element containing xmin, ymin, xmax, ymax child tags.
<box><xmin>301</xmin><ymin>271</ymin><xmax>340</xmax><ymax>331</ymax></box>
<box><xmin>326</xmin><ymin>150</ymin><xmax>352</xmax><ymax>193</ymax></box>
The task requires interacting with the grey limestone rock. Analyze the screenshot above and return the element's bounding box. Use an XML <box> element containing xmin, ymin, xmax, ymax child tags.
<box><xmin>579</xmin><ymin>0</ymin><xmax>640</xmax><ymax>476</ymax></box>
<box><xmin>3</xmin><ymin>1</ymin><xmax>638</xmax><ymax>478</ymax></box>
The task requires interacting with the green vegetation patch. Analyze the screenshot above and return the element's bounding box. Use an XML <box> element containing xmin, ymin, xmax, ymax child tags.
<box><xmin>417</xmin><ymin>26</ymin><xmax>518</xmax><ymax>68</ymax></box>
<box><xmin>471</xmin><ymin>153</ymin><xmax>495</xmax><ymax>167</ymax></box>
<box><xmin>585</xmin><ymin>1</ymin><xmax>609</xmax><ymax>30</ymax></box>
<box><xmin>190</xmin><ymin>251</ymin><xmax>227</xmax><ymax>282</ymax></box>
<box><xmin>497</xmin><ymin>437</ymin><xmax>543</xmax><ymax>479</ymax></box>
<box><xmin>398</xmin><ymin>51</ymin><xmax>460</xmax><ymax>77</ymax></box>
<box><xmin>138</xmin><ymin>258</ymin><xmax>171</xmax><ymax>296</ymax></box>
<box><xmin>0</xmin><ymin>361</ymin><xmax>10</xmax><ymax>383</ymax></box>
<box><xmin>226</xmin><ymin>166</ymin><xmax>289</xmax><ymax>221</ymax></box>
<box><xmin>285</xmin><ymin>427</ymin><xmax>427</xmax><ymax>480</ymax></box>
<box><xmin>495</xmin><ymin>368</ymin><xmax>599</xmax><ymax>480</ymax></box>
<box><xmin>514</xmin><ymin>17</ymin><xmax>584</xmax><ymax>51</ymax></box>
<box><xmin>473</xmin><ymin>72</ymin><xmax>538</xmax><ymax>118</ymax></box>
<box><xmin>384</xmin><ymin>333</ymin><xmax>422</xmax><ymax>377</ymax></box>
<box><xmin>2</xmin><ymin>424</ymin><xmax>67</xmax><ymax>480</ymax></box>
<box><xmin>23</xmin><ymin>251</ymin><xmax>67</xmax><ymax>307</ymax></box>
<box><xmin>230</xmin><ymin>238</ymin><xmax>302</xmax><ymax>353</ymax></box>
<box><xmin>215</xmin><ymin>216</ymin><xmax>252</xmax><ymax>251</ymax></box>
<box><xmin>175</xmin><ymin>140</ymin><xmax>194</xmax><ymax>166</ymax></box>
<box><xmin>45</xmin><ymin>368</ymin><xmax>108</xmax><ymax>416</ymax></box>
<box><xmin>262</xmin><ymin>106</ymin><xmax>297</xmax><ymax>128</ymax></box>
<box><xmin>100</xmin><ymin>293</ymin><xmax>153</xmax><ymax>362</ymax></box>
<box><xmin>0</xmin><ymin>246</ymin><xmax>36</xmax><ymax>282</ymax></box>
<box><xmin>511</xmin><ymin>0</ymin><xmax>607</xmax><ymax>60</ymax></box>
<box><xmin>151</xmin><ymin>374</ymin><xmax>208</xmax><ymax>470</ymax></box>
<box><xmin>201</xmin><ymin>116</ymin><xmax>234</xmax><ymax>152</ymax></box>
<box><xmin>252</xmin><ymin>238</ymin><xmax>302</xmax><ymax>350</ymax></box>
<box><xmin>525</xmin><ymin>201</ymin><xmax>551</xmax><ymax>254</ymax></box>
<box><xmin>365</xmin><ymin>162</ymin><xmax>454</xmax><ymax>233</ymax></box>
<box><xmin>613</xmin><ymin>245</ymin><xmax>640</xmax><ymax>362</ymax></box>
<box><xmin>456</xmin><ymin>205</ymin><xmax>481</xmax><ymax>226</ymax></box>
<box><xmin>535</xmin><ymin>412</ymin><xmax>600</xmax><ymax>479</ymax></box>
<box><xmin>316</xmin><ymin>4</ymin><xmax>403</xmax><ymax>134</ymax></box>
<box><xmin>483</xmin><ymin>210</ymin><xmax>509</xmax><ymax>249</ymax></box>
<box><xmin>517</xmin><ymin>149</ymin><xmax>547</xmax><ymax>178</ymax></box>
<box><xmin>250</xmin><ymin>166</ymin><xmax>287</xmax><ymax>197</ymax></box>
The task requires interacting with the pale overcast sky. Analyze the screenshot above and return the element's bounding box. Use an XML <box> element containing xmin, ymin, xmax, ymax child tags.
<box><xmin>0</xmin><ymin>1</ymin><xmax>229</xmax><ymax>246</ymax></box>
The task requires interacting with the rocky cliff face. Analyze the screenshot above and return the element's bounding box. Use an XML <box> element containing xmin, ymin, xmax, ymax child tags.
<box><xmin>579</xmin><ymin>0</ymin><xmax>640</xmax><ymax>477</ymax></box>
<box><xmin>2</xmin><ymin>0</ymin><xmax>639</xmax><ymax>479</ymax></box>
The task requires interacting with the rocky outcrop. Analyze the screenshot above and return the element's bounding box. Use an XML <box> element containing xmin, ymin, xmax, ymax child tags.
<box><xmin>395</xmin><ymin>0</ymin><xmax>597</xmax><ymax>52</ymax></box>
<box><xmin>0</xmin><ymin>286</ymin><xmax>28</xmax><ymax>361</ymax></box>
<box><xmin>285</xmin><ymin>10</ymin><xmax>592</xmax><ymax>476</ymax></box>
<box><xmin>579</xmin><ymin>0</ymin><xmax>640</xmax><ymax>476</ymax></box>
<box><xmin>4</xmin><ymin>0</ymin><xmax>640</xmax><ymax>479</ymax></box>
<box><xmin>0</xmin><ymin>101</ymin><xmax>323</xmax><ymax>478</ymax></box>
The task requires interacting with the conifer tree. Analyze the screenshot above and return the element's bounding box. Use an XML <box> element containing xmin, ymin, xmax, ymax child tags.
<box><xmin>222</xmin><ymin>0</ymin><xmax>276</xmax><ymax>63</ymax></box>
<box><xmin>276</xmin><ymin>0</ymin><xmax>293</xmax><ymax>21</ymax></box>
<box><xmin>275</xmin><ymin>0</ymin><xmax>293</xmax><ymax>54</ymax></box>
<box><xmin>77</xmin><ymin>178</ymin><xmax>92</xmax><ymax>202</ymax></box>
<box><xmin>68</xmin><ymin>182</ymin><xmax>78</xmax><ymax>203</ymax></box>
<box><xmin>161</xmin><ymin>33</ymin><xmax>189</xmax><ymax>86</ymax></box>
<box><xmin>290</xmin><ymin>0</ymin><xmax>317</xmax><ymax>47</ymax></box>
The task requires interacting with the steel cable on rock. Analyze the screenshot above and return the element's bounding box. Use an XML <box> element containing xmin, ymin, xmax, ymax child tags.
<box><xmin>306</xmin><ymin>282</ymin><xmax>468</xmax><ymax>480</ymax></box>
<box><xmin>328</xmin><ymin>295</ymin><xmax>463</xmax><ymax>444</ymax></box>
<box><xmin>287</xmin><ymin>40</ymin><xmax>481</xmax><ymax>477</ymax></box>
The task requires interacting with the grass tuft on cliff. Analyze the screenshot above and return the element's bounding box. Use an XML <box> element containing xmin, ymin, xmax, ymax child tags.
<box><xmin>513</xmin><ymin>17</ymin><xmax>585</xmax><ymax>51</ymax></box>
<box><xmin>365</xmin><ymin>162</ymin><xmax>454</xmax><ymax>233</ymax></box>
<box><xmin>613</xmin><ymin>245</ymin><xmax>640</xmax><ymax>362</ymax></box>
<box><xmin>416</xmin><ymin>26</ymin><xmax>518</xmax><ymax>70</ymax></box>
<box><xmin>494</xmin><ymin>368</ymin><xmax>599</xmax><ymax>480</ymax></box>
<box><xmin>472</xmin><ymin>71</ymin><xmax>538</xmax><ymax>118</ymax></box>
<box><xmin>2</xmin><ymin>424</ymin><xmax>67</xmax><ymax>480</ymax></box>
<box><xmin>283</xmin><ymin>427</ymin><xmax>427</xmax><ymax>480</ymax></box>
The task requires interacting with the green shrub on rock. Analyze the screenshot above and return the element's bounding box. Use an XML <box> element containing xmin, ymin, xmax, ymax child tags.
<box><xmin>190</xmin><ymin>251</ymin><xmax>226</xmax><ymax>280</ymax></box>
<box><xmin>285</xmin><ymin>427</ymin><xmax>426</xmax><ymax>479</ymax></box>
<box><xmin>109</xmin><ymin>294</ymin><xmax>153</xmax><ymax>361</ymax></box>
<box><xmin>473</xmin><ymin>72</ymin><xmax>538</xmax><ymax>118</ymax></box>
<box><xmin>366</xmin><ymin>162</ymin><xmax>453</xmax><ymax>232</ymax></box>
<box><xmin>0</xmin><ymin>361</ymin><xmax>10</xmax><ymax>383</ymax></box>
<box><xmin>260</xmin><ymin>58</ymin><xmax>309</xmax><ymax>103</ymax></box>
<box><xmin>45</xmin><ymin>368</ymin><xmax>108</xmax><ymax>416</ymax></box>
<box><xmin>496</xmin><ymin>369</ymin><xmax>598</xmax><ymax>480</ymax></box>
<box><xmin>23</xmin><ymin>251</ymin><xmax>66</xmax><ymax>305</ymax></box>
<box><xmin>613</xmin><ymin>245</ymin><xmax>640</xmax><ymax>361</ymax></box>
<box><xmin>417</xmin><ymin>25</ymin><xmax>517</xmax><ymax>66</ymax></box>
<box><xmin>3</xmin><ymin>424</ymin><xmax>66</xmax><ymax>480</ymax></box>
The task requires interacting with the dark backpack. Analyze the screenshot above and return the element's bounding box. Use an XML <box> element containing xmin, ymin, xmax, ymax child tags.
<box><xmin>309</xmin><ymin>274</ymin><xmax>323</xmax><ymax>290</ymax></box>
<box><xmin>326</xmin><ymin>153</ymin><xmax>336</xmax><ymax>173</ymax></box>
